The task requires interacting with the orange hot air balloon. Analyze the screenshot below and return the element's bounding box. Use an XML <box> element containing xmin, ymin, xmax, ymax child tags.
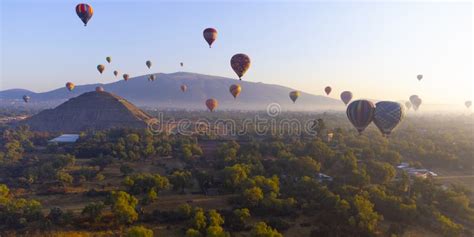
<box><xmin>180</xmin><ymin>84</ymin><xmax>187</xmax><ymax>92</ymax></box>
<box><xmin>229</xmin><ymin>84</ymin><xmax>242</xmax><ymax>99</ymax></box>
<box><xmin>289</xmin><ymin>91</ymin><xmax>300</xmax><ymax>103</ymax></box>
<box><xmin>324</xmin><ymin>86</ymin><xmax>332</xmax><ymax>95</ymax></box>
<box><xmin>66</xmin><ymin>82</ymin><xmax>75</xmax><ymax>91</ymax></box>
<box><xmin>95</xmin><ymin>86</ymin><xmax>104</xmax><ymax>92</ymax></box>
<box><xmin>123</xmin><ymin>74</ymin><xmax>129</xmax><ymax>81</ymax></box>
<box><xmin>206</xmin><ymin>98</ymin><xmax>218</xmax><ymax>112</ymax></box>
<box><xmin>113</xmin><ymin>70</ymin><xmax>118</xmax><ymax>77</ymax></box>
<box><xmin>230</xmin><ymin>54</ymin><xmax>251</xmax><ymax>80</ymax></box>
<box><xmin>97</xmin><ymin>64</ymin><xmax>105</xmax><ymax>74</ymax></box>
<box><xmin>203</xmin><ymin>28</ymin><xmax>217</xmax><ymax>48</ymax></box>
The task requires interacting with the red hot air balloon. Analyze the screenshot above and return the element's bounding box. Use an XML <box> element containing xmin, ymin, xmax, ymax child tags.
<box><xmin>180</xmin><ymin>84</ymin><xmax>187</xmax><ymax>92</ymax></box>
<box><xmin>66</xmin><ymin>82</ymin><xmax>75</xmax><ymax>91</ymax></box>
<box><xmin>229</xmin><ymin>84</ymin><xmax>241</xmax><ymax>99</ymax></box>
<box><xmin>123</xmin><ymin>74</ymin><xmax>129</xmax><ymax>81</ymax></box>
<box><xmin>324</xmin><ymin>86</ymin><xmax>332</xmax><ymax>95</ymax></box>
<box><xmin>97</xmin><ymin>64</ymin><xmax>105</xmax><ymax>74</ymax></box>
<box><xmin>95</xmin><ymin>86</ymin><xmax>104</xmax><ymax>92</ymax></box>
<box><xmin>75</xmin><ymin>3</ymin><xmax>94</xmax><ymax>26</ymax></box>
<box><xmin>206</xmin><ymin>99</ymin><xmax>218</xmax><ymax>112</ymax></box>
<box><xmin>373</xmin><ymin>101</ymin><xmax>405</xmax><ymax>136</ymax></box>
<box><xmin>346</xmin><ymin>100</ymin><xmax>375</xmax><ymax>134</ymax></box>
<box><xmin>203</xmin><ymin>28</ymin><xmax>217</xmax><ymax>48</ymax></box>
<box><xmin>231</xmin><ymin>54</ymin><xmax>251</xmax><ymax>80</ymax></box>
<box><xmin>340</xmin><ymin>91</ymin><xmax>353</xmax><ymax>105</ymax></box>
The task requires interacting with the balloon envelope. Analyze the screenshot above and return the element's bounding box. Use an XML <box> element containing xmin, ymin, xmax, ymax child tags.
<box><xmin>324</xmin><ymin>86</ymin><xmax>332</xmax><ymax>95</ymax></box>
<box><xmin>148</xmin><ymin>75</ymin><xmax>156</xmax><ymax>81</ymax></box>
<box><xmin>146</xmin><ymin>60</ymin><xmax>152</xmax><ymax>69</ymax></box>
<box><xmin>206</xmin><ymin>98</ymin><xmax>218</xmax><ymax>112</ymax></box>
<box><xmin>113</xmin><ymin>70</ymin><xmax>118</xmax><ymax>77</ymax></box>
<box><xmin>346</xmin><ymin>100</ymin><xmax>375</xmax><ymax>134</ymax></box>
<box><xmin>465</xmin><ymin>101</ymin><xmax>472</xmax><ymax>108</ymax></box>
<box><xmin>95</xmin><ymin>86</ymin><xmax>104</xmax><ymax>92</ymax></box>
<box><xmin>409</xmin><ymin>95</ymin><xmax>421</xmax><ymax>111</ymax></box>
<box><xmin>180</xmin><ymin>62</ymin><xmax>184</xmax><ymax>67</ymax></box>
<box><xmin>180</xmin><ymin>84</ymin><xmax>187</xmax><ymax>92</ymax></box>
<box><xmin>75</xmin><ymin>3</ymin><xmax>93</xmax><ymax>26</ymax></box>
<box><xmin>417</xmin><ymin>74</ymin><xmax>423</xmax><ymax>81</ymax></box>
<box><xmin>123</xmin><ymin>74</ymin><xmax>129</xmax><ymax>81</ymax></box>
<box><xmin>229</xmin><ymin>84</ymin><xmax>242</xmax><ymax>99</ymax></box>
<box><xmin>231</xmin><ymin>54</ymin><xmax>251</xmax><ymax>80</ymax></box>
<box><xmin>203</xmin><ymin>28</ymin><xmax>217</xmax><ymax>48</ymax></box>
<box><xmin>374</xmin><ymin>101</ymin><xmax>405</xmax><ymax>136</ymax></box>
<box><xmin>97</xmin><ymin>64</ymin><xmax>105</xmax><ymax>74</ymax></box>
<box><xmin>106</xmin><ymin>57</ymin><xmax>111</xmax><ymax>63</ymax></box>
<box><xmin>289</xmin><ymin>91</ymin><xmax>300</xmax><ymax>103</ymax></box>
<box><xmin>22</xmin><ymin>95</ymin><xmax>30</xmax><ymax>103</ymax></box>
<box><xmin>66</xmin><ymin>82</ymin><xmax>75</xmax><ymax>91</ymax></box>
<box><xmin>340</xmin><ymin>91</ymin><xmax>353</xmax><ymax>105</ymax></box>
<box><xmin>405</xmin><ymin>101</ymin><xmax>412</xmax><ymax>110</ymax></box>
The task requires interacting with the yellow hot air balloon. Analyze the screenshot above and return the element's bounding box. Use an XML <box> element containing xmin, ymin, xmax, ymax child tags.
<box><xmin>206</xmin><ymin>98</ymin><xmax>218</xmax><ymax>112</ymax></box>
<box><xmin>289</xmin><ymin>91</ymin><xmax>300</xmax><ymax>103</ymax></box>
<box><xmin>229</xmin><ymin>84</ymin><xmax>242</xmax><ymax>99</ymax></box>
<box><xmin>66</xmin><ymin>82</ymin><xmax>75</xmax><ymax>91</ymax></box>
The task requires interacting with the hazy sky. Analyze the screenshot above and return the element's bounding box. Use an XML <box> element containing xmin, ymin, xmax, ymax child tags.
<box><xmin>1</xmin><ymin>1</ymin><xmax>472</xmax><ymax>105</ymax></box>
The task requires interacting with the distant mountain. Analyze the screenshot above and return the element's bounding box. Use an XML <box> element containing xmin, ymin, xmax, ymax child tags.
<box><xmin>21</xmin><ymin>91</ymin><xmax>152</xmax><ymax>132</ymax></box>
<box><xmin>1</xmin><ymin>72</ymin><xmax>343</xmax><ymax>111</ymax></box>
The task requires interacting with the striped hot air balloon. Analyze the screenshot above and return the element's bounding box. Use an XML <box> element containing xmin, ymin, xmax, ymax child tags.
<box><xmin>75</xmin><ymin>3</ymin><xmax>94</xmax><ymax>26</ymax></box>
<box><xmin>346</xmin><ymin>100</ymin><xmax>375</xmax><ymax>134</ymax></box>
<box><xmin>373</xmin><ymin>101</ymin><xmax>405</xmax><ymax>136</ymax></box>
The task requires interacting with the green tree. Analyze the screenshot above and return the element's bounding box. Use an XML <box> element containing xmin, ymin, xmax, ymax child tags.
<box><xmin>192</xmin><ymin>209</ymin><xmax>207</xmax><ymax>231</ymax></box>
<box><xmin>170</xmin><ymin>170</ymin><xmax>193</xmax><ymax>193</ymax></box>
<box><xmin>208</xmin><ymin>209</ymin><xmax>224</xmax><ymax>226</ymax></box>
<box><xmin>125</xmin><ymin>225</ymin><xmax>153</xmax><ymax>237</ymax></box>
<box><xmin>81</xmin><ymin>202</ymin><xmax>105</xmax><ymax>223</ymax></box>
<box><xmin>242</xmin><ymin>186</ymin><xmax>264</xmax><ymax>207</ymax></box>
<box><xmin>349</xmin><ymin>194</ymin><xmax>381</xmax><ymax>235</ymax></box>
<box><xmin>251</xmin><ymin>222</ymin><xmax>283</xmax><ymax>237</ymax></box>
<box><xmin>109</xmin><ymin>191</ymin><xmax>139</xmax><ymax>225</ymax></box>
<box><xmin>186</xmin><ymin>228</ymin><xmax>202</xmax><ymax>237</ymax></box>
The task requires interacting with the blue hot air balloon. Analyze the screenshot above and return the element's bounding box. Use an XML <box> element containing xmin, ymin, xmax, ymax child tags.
<box><xmin>373</xmin><ymin>101</ymin><xmax>405</xmax><ymax>136</ymax></box>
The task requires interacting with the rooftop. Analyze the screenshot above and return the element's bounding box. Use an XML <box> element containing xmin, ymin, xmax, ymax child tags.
<box><xmin>48</xmin><ymin>134</ymin><xmax>80</xmax><ymax>143</ymax></box>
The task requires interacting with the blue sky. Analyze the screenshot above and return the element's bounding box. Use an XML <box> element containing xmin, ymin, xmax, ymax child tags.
<box><xmin>1</xmin><ymin>1</ymin><xmax>472</xmax><ymax>105</ymax></box>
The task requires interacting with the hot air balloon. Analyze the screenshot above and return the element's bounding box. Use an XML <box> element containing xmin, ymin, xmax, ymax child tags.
<box><xmin>75</xmin><ymin>3</ymin><xmax>93</xmax><ymax>26</ymax></box>
<box><xmin>148</xmin><ymin>75</ymin><xmax>156</xmax><ymax>81</ymax></box>
<box><xmin>417</xmin><ymin>74</ymin><xmax>423</xmax><ymax>81</ymax></box>
<box><xmin>146</xmin><ymin>60</ymin><xmax>152</xmax><ymax>69</ymax></box>
<box><xmin>340</xmin><ymin>91</ymin><xmax>353</xmax><ymax>105</ymax></box>
<box><xmin>66</xmin><ymin>82</ymin><xmax>75</xmax><ymax>91</ymax></box>
<box><xmin>324</xmin><ymin>86</ymin><xmax>332</xmax><ymax>95</ymax></box>
<box><xmin>465</xmin><ymin>101</ymin><xmax>472</xmax><ymax>108</ymax></box>
<box><xmin>180</xmin><ymin>84</ymin><xmax>187</xmax><ymax>92</ymax></box>
<box><xmin>229</xmin><ymin>84</ymin><xmax>242</xmax><ymax>99</ymax></box>
<box><xmin>231</xmin><ymin>54</ymin><xmax>251</xmax><ymax>80</ymax></box>
<box><xmin>346</xmin><ymin>100</ymin><xmax>375</xmax><ymax>134</ymax></box>
<box><xmin>373</xmin><ymin>101</ymin><xmax>405</xmax><ymax>136</ymax></box>
<box><xmin>106</xmin><ymin>57</ymin><xmax>111</xmax><ymax>63</ymax></box>
<box><xmin>123</xmin><ymin>74</ymin><xmax>129</xmax><ymax>81</ymax></box>
<box><xmin>22</xmin><ymin>95</ymin><xmax>30</xmax><ymax>103</ymax></box>
<box><xmin>95</xmin><ymin>86</ymin><xmax>104</xmax><ymax>92</ymax></box>
<box><xmin>405</xmin><ymin>101</ymin><xmax>412</xmax><ymax>110</ymax></box>
<box><xmin>113</xmin><ymin>70</ymin><xmax>119</xmax><ymax>77</ymax></box>
<box><xmin>203</xmin><ymin>28</ymin><xmax>217</xmax><ymax>48</ymax></box>
<box><xmin>180</xmin><ymin>62</ymin><xmax>184</xmax><ymax>67</ymax></box>
<box><xmin>206</xmin><ymin>98</ymin><xmax>218</xmax><ymax>112</ymax></box>
<box><xmin>289</xmin><ymin>91</ymin><xmax>300</xmax><ymax>103</ymax></box>
<box><xmin>409</xmin><ymin>95</ymin><xmax>422</xmax><ymax>111</ymax></box>
<box><xmin>97</xmin><ymin>64</ymin><xmax>105</xmax><ymax>74</ymax></box>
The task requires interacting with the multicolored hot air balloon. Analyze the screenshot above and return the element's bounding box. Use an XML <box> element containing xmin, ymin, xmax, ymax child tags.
<box><xmin>123</xmin><ymin>74</ymin><xmax>129</xmax><ymax>81</ymax></box>
<box><xmin>373</xmin><ymin>101</ymin><xmax>405</xmax><ymax>136</ymax></box>
<box><xmin>229</xmin><ymin>84</ymin><xmax>242</xmax><ymax>99</ymax></box>
<box><xmin>231</xmin><ymin>54</ymin><xmax>251</xmax><ymax>80</ymax></box>
<box><xmin>95</xmin><ymin>86</ymin><xmax>104</xmax><ymax>92</ymax></box>
<box><xmin>417</xmin><ymin>74</ymin><xmax>423</xmax><ymax>81</ymax></box>
<box><xmin>66</xmin><ymin>82</ymin><xmax>75</xmax><ymax>91</ymax></box>
<box><xmin>180</xmin><ymin>84</ymin><xmax>187</xmax><ymax>92</ymax></box>
<box><xmin>346</xmin><ymin>100</ymin><xmax>375</xmax><ymax>134</ymax></box>
<box><xmin>409</xmin><ymin>95</ymin><xmax>422</xmax><ymax>111</ymax></box>
<box><xmin>180</xmin><ymin>62</ymin><xmax>184</xmax><ymax>67</ymax></box>
<box><xmin>340</xmin><ymin>91</ymin><xmax>353</xmax><ymax>105</ymax></box>
<box><xmin>289</xmin><ymin>91</ymin><xmax>300</xmax><ymax>103</ymax></box>
<box><xmin>203</xmin><ymin>28</ymin><xmax>217</xmax><ymax>48</ymax></box>
<box><xmin>75</xmin><ymin>3</ymin><xmax>94</xmax><ymax>26</ymax></box>
<box><xmin>97</xmin><ymin>64</ymin><xmax>105</xmax><ymax>74</ymax></box>
<box><xmin>324</xmin><ymin>86</ymin><xmax>332</xmax><ymax>95</ymax></box>
<box><xmin>106</xmin><ymin>57</ymin><xmax>111</xmax><ymax>63</ymax></box>
<box><xmin>113</xmin><ymin>70</ymin><xmax>118</xmax><ymax>77</ymax></box>
<box><xmin>465</xmin><ymin>101</ymin><xmax>472</xmax><ymax>108</ymax></box>
<box><xmin>405</xmin><ymin>101</ymin><xmax>412</xmax><ymax>110</ymax></box>
<box><xmin>206</xmin><ymin>98</ymin><xmax>218</xmax><ymax>112</ymax></box>
<box><xmin>22</xmin><ymin>95</ymin><xmax>30</xmax><ymax>103</ymax></box>
<box><xmin>148</xmin><ymin>75</ymin><xmax>156</xmax><ymax>81</ymax></box>
<box><xmin>146</xmin><ymin>60</ymin><xmax>152</xmax><ymax>69</ymax></box>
